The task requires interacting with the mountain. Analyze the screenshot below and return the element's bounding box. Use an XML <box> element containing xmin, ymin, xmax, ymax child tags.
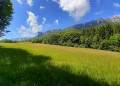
<box><xmin>64</xmin><ymin>16</ymin><xmax>120</xmax><ymax>31</ymax></box>
<box><xmin>37</xmin><ymin>16</ymin><xmax>120</xmax><ymax>37</ymax></box>
<box><xmin>106</xmin><ymin>16</ymin><xmax>120</xmax><ymax>23</ymax></box>
<box><xmin>37</xmin><ymin>29</ymin><xmax>62</xmax><ymax>37</ymax></box>
<box><xmin>43</xmin><ymin>29</ymin><xmax>62</xmax><ymax>35</ymax></box>
<box><xmin>37</xmin><ymin>32</ymin><xmax>44</xmax><ymax>37</ymax></box>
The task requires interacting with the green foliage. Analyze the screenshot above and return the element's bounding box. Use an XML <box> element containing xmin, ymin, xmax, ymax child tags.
<box><xmin>0</xmin><ymin>39</ymin><xmax>17</xmax><ymax>43</ymax></box>
<box><xmin>99</xmin><ymin>40</ymin><xmax>111</xmax><ymax>50</ymax></box>
<box><xmin>0</xmin><ymin>0</ymin><xmax>14</xmax><ymax>37</ymax></box>
<box><xmin>47</xmin><ymin>34</ymin><xmax>60</xmax><ymax>45</ymax></box>
<box><xmin>78</xmin><ymin>44</ymin><xmax>87</xmax><ymax>48</ymax></box>
<box><xmin>110</xmin><ymin>34</ymin><xmax>120</xmax><ymax>47</ymax></box>
<box><xmin>63</xmin><ymin>42</ymin><xmax>74</xmax><ymax>47</ymax></box>
<box><xmin>32</xmin><ymin>38</ymin><xmax>42</xmax><ymax>43</ymax></box>
<box><xmin>32</xmin><ymin>23</ymin><xmax>120</xmax><ymax>52</ymax></box>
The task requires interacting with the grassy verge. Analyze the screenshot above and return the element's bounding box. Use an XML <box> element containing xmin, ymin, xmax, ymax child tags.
<box><xmin>0</xmin><ymin>43</ymin><xmax>120</xmax><ymax>86</ymax></box>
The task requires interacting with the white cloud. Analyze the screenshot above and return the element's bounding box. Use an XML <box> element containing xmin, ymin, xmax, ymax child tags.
<box><xmin>42</xmin><ymin>17</ymin><xmax>46</xmax><ymax>24</ymax></box>
<box><xmin>27</xmin><ymin>11</ymin><xmax>37</xmax><ymax>27</ymax></box>
<box><xmin>17</xmin><ymin>0</ymin><xmax>33</xmax><ymax>6</ymax></box>
<box><xmin>94</xmin><ymin>11</ymin><xmax>103</xmax><ymax>15</ymax></box>
<box><xmin>18</xmin><ymin>26</ymin><xmax>35</xmax><ymax>37</ymax></box>
<box><xmin>18</xmin><ymin>11</ymin><xmax>43</xmax><ymax>37</ymax></box>
<box><xmin>55</xmin><ymin>20</ymin><xmax>59</xmax><ymax>25</ymax></box>
<box><xmin>52</xmin><ymin>0</ymin><xmax>90</xmax><ymax>21</ymax></box>
<box><xmin>114</xmin><ymin>3</ymin><xmax>120</xmax><ymax>8</ymax></box>
<box><xmin>27</xmin><ymin>0</ymin><xmax>33</xmax><ymax>7</ymax></box>
<box><xmin>40</xmin><ymin>6</ymin><xmax>45</xmax><ymax>9</ymax></box>
<box><xmin>27</xmin><ymin>11</ymin><xmax>43</xmax><ymax>33</ymax></box>
<box><xmin>17</xmin><ymin>0</ymin><xmax>22</xmax><ymax>4</ymax></box>
<box><xmin>52</xmin><ymin>0</ymin><xmax>59</xmax><ymax>3</ymax></box>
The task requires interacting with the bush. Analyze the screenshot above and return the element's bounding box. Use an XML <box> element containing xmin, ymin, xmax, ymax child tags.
<box><xmin>109</xmin><ymin>45</ymin><xmax>120</xmax><ymax>52</ymax></box>
<box><xmin>91</xmin><ymin>43</ymin><xmax>99</xmax><ymax>49</ymax></box>
<box><xmin>110</xmin><ymin>34</ymin><xmax>120</xmax><ymax>47</ymax></box>
<box><xmin>78</xmin><ymin>44</ymin><xmax>87</xmax><ymax>48</ymax></box>
<box><xmin>99</xmin><ymin>40</ymin><xmax>111</xmax><ymax>50</ymax></box>
<box><xmin>74</xmin><ymin>44</ymin><xmax>79</xmax><ymax>47</ymax></box>
<box><xmin>32</xmin><ymin>38</ymin><xmax>42</xmax><ymax>43</ymax></box>
<box><xmin>63</xmin><ymin>42</ymin><xmax>74</xmax><ymax>47</ymax></box>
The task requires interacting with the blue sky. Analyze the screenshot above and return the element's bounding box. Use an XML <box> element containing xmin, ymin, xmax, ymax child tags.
<box><xmin>1</xmin><ymin>0</ymin><xmax>120</xmax><ymax>39</ymax></box>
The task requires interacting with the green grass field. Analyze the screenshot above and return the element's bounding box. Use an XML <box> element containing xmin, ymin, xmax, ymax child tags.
<box><xmin>0</xmin><ymin>43</ymin><xmax>120</xmax><ymax>86</ymax></box>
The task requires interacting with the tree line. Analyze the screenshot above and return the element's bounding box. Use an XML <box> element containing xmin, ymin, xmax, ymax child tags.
<box><xmin>0</xmin><ymin>39</ymin><xmax>17</xmax><ymax>43</ymax></box>
<box><xmin>32</xmin><ymin>23</ymin><xmax>120</xmax><ymax>52</ymax></box>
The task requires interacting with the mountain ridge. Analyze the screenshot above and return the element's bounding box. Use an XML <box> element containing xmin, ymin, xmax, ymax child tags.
<box><xmin>36</xmin><ymin>16</ymin><xmax>120</xmax><ymax>37</ymax></box>
<box><xmin>64</xmin><ymin>16</ymin><xmax>120</xmax><ymax>31</ymax></box>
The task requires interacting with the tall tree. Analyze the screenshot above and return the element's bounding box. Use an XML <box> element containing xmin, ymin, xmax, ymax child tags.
<box><xmin>0</xmin><ymin>0</ymin><xmax>14</xmax><ymax>37</ymax></box>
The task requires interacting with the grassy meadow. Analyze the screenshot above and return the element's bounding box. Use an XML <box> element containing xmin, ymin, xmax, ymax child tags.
<box><xmin>0</xmin><ymin>43</ymin><xmax>120</xmax><ymax>86</ymax></box>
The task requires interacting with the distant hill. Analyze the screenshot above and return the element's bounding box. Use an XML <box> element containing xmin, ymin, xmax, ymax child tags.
<box><xmin>37</xmin><ymin>16</ymin><xmax>120</xmax><ymax>37</ymax></box>
<box><xmin>37</xmin><ymin>29</ymin><xmax>62</xmax><ymax>37</ymax></box>
<box><xmin>11</xmin><ymin>38</ymin><xmax>31</xmax><ymax>41</ymax></box>
<box><xmin>37</xmin><ymin>32</ymin><xmax>44</xmax><ymax>37</ymax></box>
<box><xmin>43</xmin><ymin>29</ymin><xmax>62</xmax><ymax>35</ymax></box>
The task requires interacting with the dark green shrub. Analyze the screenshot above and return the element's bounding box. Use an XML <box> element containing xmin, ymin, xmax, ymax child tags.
<box><xmin>74</xmin><ymin>44</ymin><xmax>79</xmax><ymax>47</ymax></box>
<box><xmin>32</xmin><ymin>38</ymin><xmax>42</xmax><ymax>43</ymax></box>
<box><xmin>91</xmin><ymin>44</ymin><xmax>99</xmax><ymax>49</ymax></box>
<box><xmin>78</xmin><ymin>44</ymin><xmax>87</xmax><ymax>48</ymax></box>
<box><xmin>63</xmin><ymin>42</ymin><xmax>74</xmax><ymax>47</ymax></box>
<box><xmin>110</xmin><ymin>34</ymin><xmax>120</xmax><ymax>47</ymax></box>
<box><xmin>109</xmin><ymin>45</ymin><xmax>120</xmax><ymax>52</ymax></box>
<box><xmin>99</xmin><ymin>40</ymin><xmax>111</xmax><ymax>50</ymax></box>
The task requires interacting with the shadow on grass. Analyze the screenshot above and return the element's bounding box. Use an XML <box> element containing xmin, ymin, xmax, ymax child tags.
<box><xmin>0</xmin><ymin>46</ymin><xmax>110</xmax><ymax>86</ymax></box>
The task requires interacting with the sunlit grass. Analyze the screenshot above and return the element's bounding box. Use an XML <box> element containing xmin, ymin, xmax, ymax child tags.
<box><xmin>0</xmin><ymin>43</ymin><xmax>120</xmax><ymax>86</ymax></box>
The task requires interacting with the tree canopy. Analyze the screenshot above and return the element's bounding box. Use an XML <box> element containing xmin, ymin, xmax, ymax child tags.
<box><xmin>0</xmin><ymin>0</ymin><xmax>14</xmax><ymax>37</ymax></box>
